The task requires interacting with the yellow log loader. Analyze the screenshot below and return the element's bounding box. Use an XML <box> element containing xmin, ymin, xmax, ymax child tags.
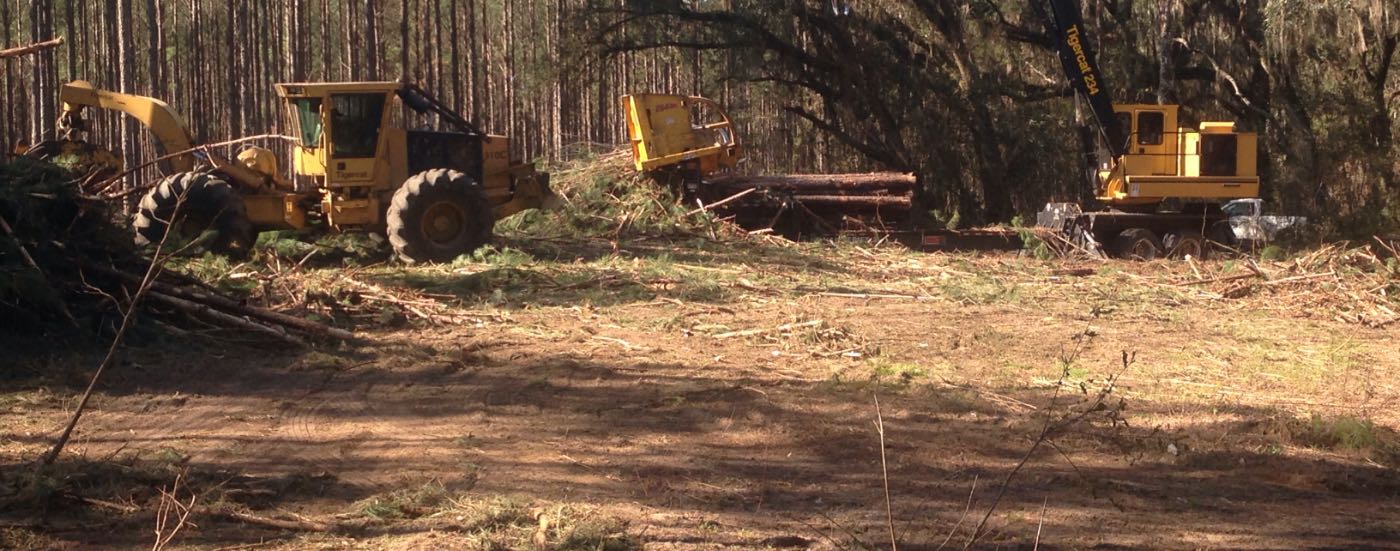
<box><xmin>1034</xmin><ymin>0</ymin><xmax>1274</xmax><ymax>259</ymax></box>
<box><xmin>33</xmin><ymin>80</ymin><xmax>554</xmax><ymax>263</ymax></box>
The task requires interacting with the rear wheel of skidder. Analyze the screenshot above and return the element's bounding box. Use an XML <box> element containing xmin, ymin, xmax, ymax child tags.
<box><xmin>1111</xmin><ymin>228</ymin><xmax>1163</xmax><ymax>261</ymax></box>
<box><xmin>133</xmin><ymin>171</ymin><xmax>255</xmax><ymax>258</ymax></box>
<box><xmin>1164</xmin><ymin>231</ymin><xmax>1208</xmax><ymax>260</ymax></box>
<box><xmin>386</xmin><ymin>169</ymin><xmax>494</xmax><ymax>264</ymax></box>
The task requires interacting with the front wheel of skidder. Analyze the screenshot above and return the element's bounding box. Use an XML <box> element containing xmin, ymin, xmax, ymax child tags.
<box><xmin>386</xmin><ymin>169</ymin><xmax>494</xmax><ymax>264</ymax></box>
<box><xmin>133</xmin><ymin>171</ymin><xmax>254</xmax><ymax>257</ymax></box>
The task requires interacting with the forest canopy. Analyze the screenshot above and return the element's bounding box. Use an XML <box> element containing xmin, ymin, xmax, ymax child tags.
<box><xmin>1</xmin><ymin>0</ymin><xmax>1396</xmax><ymax>234</ymax></box>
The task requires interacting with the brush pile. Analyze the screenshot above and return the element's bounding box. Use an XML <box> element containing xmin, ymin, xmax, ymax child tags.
<box><xmin>1178</xmin><ymin>240</ymin><xmax>1399</xmax><ymax>328</ymax></box>
<box><xmin>0</xmin><ymin>157</ymin><xmax>350</xmax><ymax>346</ymax></box>
<box><xmin>500</xmin><ymin>150</ymin><xmax>745</xmax><ymax>241</ymax></box>
<box><xmin>501</xmin><ymin>149</ymin><xmax>914</xmax><ymax>241</ymax></box>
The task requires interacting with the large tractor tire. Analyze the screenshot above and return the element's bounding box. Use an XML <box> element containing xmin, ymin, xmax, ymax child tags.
<box><xmin>386</xmin><ymin>169</ymin><xmax>494</xmax><ymax>264</ymax></box>
<box><xmin>133</xmin><ymin>172</ymin><xmax>254</xmax><ymax>257</ymax></box>
<box><xmin>1110</xmin><ymin>228</ymin><xmax>1163</xmax><ymax>261</ymax></box>
<box><xmin>1164</xmin><ymin>231</ymin><xmax>1208</xmax><ymax>260</ymax></box>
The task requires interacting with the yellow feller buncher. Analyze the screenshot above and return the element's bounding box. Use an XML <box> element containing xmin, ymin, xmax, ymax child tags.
<box><xmin>33</xmin><ymin>80</ymin><xmax>554</xmax><ymax>263</ymax></box>
<box><xmin>621</xmin><ymin>93</ymin><xmax>917</xmax><ymax>234</ymax></box>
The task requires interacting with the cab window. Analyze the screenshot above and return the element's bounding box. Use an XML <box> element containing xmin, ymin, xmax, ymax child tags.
<box><xmin>1114</xmin><ymin>112</ymin><xmax>1133</xmax><ymax>149</ymax></box>
<box><xmin>330</xmin><ymin>93</ymin><xmax>387</xmax><ymax>159</ymax></box>
<box><xmin>289</xmin><ymin>98</ymin><xmax>323</xmax><ymax>147</ymax></box>
<box><xmin>1137</xmin><ymin>111</ymin><xmax>1165</xmax><ymax>146</ymax></box>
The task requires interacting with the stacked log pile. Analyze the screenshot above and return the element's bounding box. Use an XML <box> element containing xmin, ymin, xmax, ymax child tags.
<box><xmin>701</xmin><ymin>172</ymin><xmax>916</xmax><ymax>235</ymax></box>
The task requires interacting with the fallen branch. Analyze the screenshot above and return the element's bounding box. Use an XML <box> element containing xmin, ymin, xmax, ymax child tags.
<box><xmin>1174</xmin><ymin>272</ymin><xmax>1259</xmax><ymax>287</ymax></box>
<box><xmin>708</xmin><ymin>172</ymin><xmax>916</xmax><ymax>191</ymax></box>
<box><xmin>713</xmin><ymin>319</ymin><xmax>823</xmax><ymax>339</ymax></box>
<box><xmin>1258</xmin><ymin>271</ymin><xmax>1336</xmax><ymax>287</ymax></box>
<box><xmin>98</xmin><ymin>134</ymin><xmax>295</xmax><ymax>200</ymax></box>
<box><xmin>938</xmin><ymin>377</ymin><xmax>1038</xmax><ymax>412</ymax></box>
<box><xmin>85</xmin><ymin>263</ymin><xmax>354</xmax><ymax>341</ymax></box>
<box><xmin>811</xmin><ymin>291</ymin><xmax>932</xmax><ymax>300</ymax></box>
<box><xmin>1373</xmin><ymin>235</ymin><xmax>1400</xmax><ymax>260</ymax></box>
<box><xmin>41</xmin><ymin>188</ymin><xmax>189</xmax><ymax>465</ymax></box>
<box><xmin>210</xmin><ymin>509</ymin><xmax>334</xmax><ymax>533</ymax></box>
<box><xmin>146</xmin><ymin>291</ymin><xmax>308</xmax><ymax>347</ymax></box>
<box><xmin>685</xmin><ymin>187</ymin><xmax>756</xmax><ymax>216</ymax></box>
<box><xmin>66</xmin><ymin>493</ymin><xmax>141</xmax><ymax>514</ymax></box>
<box><xmin>0</xmin><ymin>37</ymin><xmax>63</xmax><ymax>59</ymax></box>
<box><xmin>788</xmin><ymin>194</ymin><xmax>912</xmax><ymax>208</ymax></box>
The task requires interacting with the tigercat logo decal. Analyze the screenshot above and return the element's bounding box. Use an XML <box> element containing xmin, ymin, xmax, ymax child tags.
<box><xmin>1066</xmin><ymin>25</ymin><xmax>1100</xmax><ymax>96</ymax></box>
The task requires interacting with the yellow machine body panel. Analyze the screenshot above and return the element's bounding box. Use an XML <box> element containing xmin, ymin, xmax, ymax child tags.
<box><xmin>58</xmin><ymin>80</ymin><xmax>198</xmax><ymax>174</ymax></box>
<box><xmin>622</xmin><ymin>94</ymin><xmax>744</xmax><ymax>175</ymax></box>
<box><xmin>482</xmin><ymin>134</ymin><xmax>512</xmax><ymax>182</ymax></box>
<box><xmin>1099</xmin><ymin>104</ymin><xmax>1260</xmax><ymax>206</ymax></box>
<box><xmin>275</xmin><ymin>81</ymin><xmax>555</xmax><ymax>232</ymax></box>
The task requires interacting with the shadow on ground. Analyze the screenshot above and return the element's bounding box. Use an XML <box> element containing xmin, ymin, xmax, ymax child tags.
<box><xmin>3</xmin><ymin>333</ymin><xmax>1397</xmax><ymax>549</ymax></box>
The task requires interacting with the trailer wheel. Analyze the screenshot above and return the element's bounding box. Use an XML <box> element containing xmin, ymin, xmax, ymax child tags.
<box><xmin>1164</xmin><ymin>231</ymin><xmax>1208</xmax><ymax>260</ymax></box>
<box><xmin>133</xmin><ymin>172</ymin><xmax>254</xmax><ymax>257</ymax></box>
<box><xmin>1111</xmin><ymin>228</ymin><xmax>1162</xmax><ymax>260</ymax></box>
<box><xmin>386</xmin><ymin>169</ymin><xmax>494</xmax><ymax>264</ymax></box>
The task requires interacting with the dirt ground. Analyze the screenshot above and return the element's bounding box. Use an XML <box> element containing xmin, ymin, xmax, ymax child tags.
<box><xmin>3</xmin><ymin>238</ymin><xmax>1398</xmax><ymax>550</ymax></box>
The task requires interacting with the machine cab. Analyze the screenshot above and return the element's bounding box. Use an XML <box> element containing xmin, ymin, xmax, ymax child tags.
<box><xmin>278</xmin><ymin>82</ymin><xmax>400</xmax><ymax>191</ymax></box>
<box><xmin>1098</xmin><ymin>103</ymin><xmax>1260</xmax><ymax>205</ymax></box>
<box><xmin>1115</xmin><ymin>104</ymin><xmax>1179</xmax><ymax>177</ymax></box>
<box><xmin>622</xmin><ymin>94</ymin><xmax>744</xmax><ymax>174</ymax></box>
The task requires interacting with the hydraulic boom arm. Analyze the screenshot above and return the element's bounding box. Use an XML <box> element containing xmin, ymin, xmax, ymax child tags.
<box><xmin>1040</xmin><ymin>0</ymin><xmax>1128</xmax><ymax>158</ymax></box>
<box><xmin>58</xmin><ymin>80</ymin><xmax>199</xmax><ymax>173</ymax></box>
<box><xmin>55</xmin><ymin>80</ymin><xmax>276</xmax><ymax>189</ymax></box>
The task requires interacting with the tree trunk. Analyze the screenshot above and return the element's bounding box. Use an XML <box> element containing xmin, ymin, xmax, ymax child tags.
<box><xmin>364</xmin><ymin>0</ymin><xmax>378</xmax><ymax>79</ymax></box>
<box><xmin>116</xmin><ymin>0</ymin><xmax>138</xmax><ymax>201</ymax></box>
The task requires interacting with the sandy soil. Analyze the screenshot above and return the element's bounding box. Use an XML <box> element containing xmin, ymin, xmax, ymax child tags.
<box><xmin>2</xmin><ymin>246</ymin><xmax>1398</xmax><ymax>550</ymax></box>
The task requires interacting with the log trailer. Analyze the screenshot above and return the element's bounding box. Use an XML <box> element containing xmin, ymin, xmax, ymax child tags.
<box><xmin>621</xmin><ymin>93</ymin><xmax>917</xmax><ymax>235</ymax></box>
<box><xmin>1033</xmin><ymin>0</ymin><xmax>1266</xmax><ymax>259</ymax></box>
<box><xmin>30</xmin><ymin>80</ymin><xmax>553</xmax><ymax>263</ymax></box>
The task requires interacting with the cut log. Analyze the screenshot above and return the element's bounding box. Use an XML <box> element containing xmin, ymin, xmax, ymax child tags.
<box><xmin>0</xmin><ymin>37</ymin><xmax>64</xmax><ymax>60</ymax></box>
<box><xmin>788</xmin><ymin>195</ymin><xmax>913</xmax><ymax>208</ymax></box>
<box><xmin>707</xmin><ymin>172</ymin><xmax>916</xmax><ymax>191</ymax></box>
